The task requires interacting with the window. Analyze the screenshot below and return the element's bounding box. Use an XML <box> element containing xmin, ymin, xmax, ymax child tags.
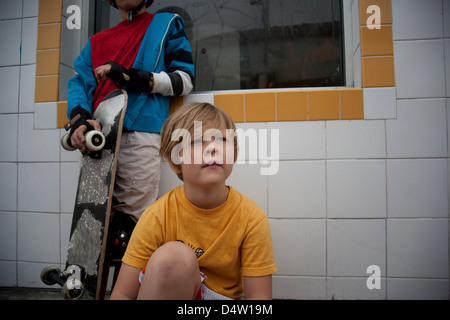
<box><xmin>88</xmin><ymin>0</ymin><xmax>344</xmax><ymax>92</ymax></box>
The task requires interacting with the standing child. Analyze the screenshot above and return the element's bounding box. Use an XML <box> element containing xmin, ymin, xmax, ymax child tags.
<box><xmin>66</xmin><ymin>0</ymin><xmax>194</xmax><ymax>230</ymax></box>
<box><xmin>110</xmin><ymin>102</ymin><xmax>277</xmax><ymax>300</ymax></box>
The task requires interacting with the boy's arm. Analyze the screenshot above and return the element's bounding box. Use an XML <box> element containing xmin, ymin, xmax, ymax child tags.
<box><xmin>110</xmin><ymin>263</ymin><xmax>142</xmax><ymax>300</ymax></box>
<box><xmin>66</xmin><ymin>40</ymin><xmax>102</xmax><ymax>151</ymax></box>
<box><xmin>243</xmin><ymin>275</ymin><xmax>273</xmax><ymax>300</ymax></box>
<box><xmin>152</xmin><ymin>15</ymin><xmax>194</xmax><ymax>96</ymax></box>
<box><xmin>67</xmin><ymin>39</ymin><xmax>97</xmax><ymax>119</ymax></box>
<box><xmin>240</xmin><ymin>212</ymin><xmax>277</xmax><ymax>300</ymax></box>
<box><xmin>98</xmin><ymin>62</ymin><xmax>193</xmax><ymax>96</ymax></box>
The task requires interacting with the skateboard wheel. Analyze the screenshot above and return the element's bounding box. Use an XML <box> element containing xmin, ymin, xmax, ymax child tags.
<box><xmin>62</xmin><ymin>279</ymin><xmax>85</xmax><ymax>300</ymax></box>
<box><xmin>85</xmin><ymin>130</ymin><xmax>105</xmax><ymax>151</ymax></box>
<box><xmin>61</xmin><ymin>133</ymin><xmax>76</xmax><ymax>151</ymax></box>
<box><xmin>40</xmin><ymin>266</ymin><xmax>61</xmax><ymax>286</ymax></box>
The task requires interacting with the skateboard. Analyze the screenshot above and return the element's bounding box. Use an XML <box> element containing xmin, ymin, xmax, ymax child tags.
<box><xmin>40</xmin><ymin>89</ymin><xmax>128</xmax><ymax>299</ymax></box>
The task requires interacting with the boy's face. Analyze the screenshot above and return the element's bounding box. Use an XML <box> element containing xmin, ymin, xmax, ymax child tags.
<box><xmin>170</xmin><ymin>123</ymin><xmax>235</xmax><ymax>189</ymax></box>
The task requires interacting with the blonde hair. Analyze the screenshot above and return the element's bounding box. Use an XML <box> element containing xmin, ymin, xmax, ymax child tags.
<box><xmin>160</xmin><ymin>102</ymin><xmax>238</xmax><ymax>180</ymax></box>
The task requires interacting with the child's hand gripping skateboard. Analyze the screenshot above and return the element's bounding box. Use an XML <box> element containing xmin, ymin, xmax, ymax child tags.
<box><xmin>62</xmin><ymin>112</ymin><xmax>105</xmax><ymax>153</ymax></box>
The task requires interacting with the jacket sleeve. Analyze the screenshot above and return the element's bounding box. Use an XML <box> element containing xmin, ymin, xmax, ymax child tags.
<box><xmin>151</xmin><ymin>15</ymin><xmax>195</xmax><ymax>97</ymax></box>
<box><xmin>67</xmin><ymin>39</ymin><xmax>97</xmax><ymax>119</ymax></box>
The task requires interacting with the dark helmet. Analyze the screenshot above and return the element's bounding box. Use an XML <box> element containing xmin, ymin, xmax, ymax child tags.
<box><xmin>107</xmin><ymin>0</ymin><xmax>154</xmax><ymax>21</ymax></box>
<box><xmin>108</xmin><ymin>0</ymin><xmax>154</xmax><ymax>9</ymax></box>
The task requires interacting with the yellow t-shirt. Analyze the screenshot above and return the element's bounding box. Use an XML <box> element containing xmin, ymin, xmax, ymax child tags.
<box><xmin>122</xmin><ymin>185</ymin><xmax>277</xmax><ymax>299</ymax></box>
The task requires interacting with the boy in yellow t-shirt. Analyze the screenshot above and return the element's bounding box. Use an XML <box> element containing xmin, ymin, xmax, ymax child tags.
<box><xmin>110</xmin><ymin>102</ymin><xmax>277</xmax><ymax>300</ymax></box>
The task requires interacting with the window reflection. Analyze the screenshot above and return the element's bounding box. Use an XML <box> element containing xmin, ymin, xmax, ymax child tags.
<box><xmin>94</xmin><ymin>0</ymin><xmax>344</xmax><ymax>91</ymax></box>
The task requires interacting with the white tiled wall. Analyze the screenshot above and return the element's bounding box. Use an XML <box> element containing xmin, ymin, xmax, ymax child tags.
<box><xmin>364</xmin><ymin>87</ymin><xmax>397</xmax><ymax>119</ymax></box>
<box><xmin>327</xmin><ymin>160</ymin><xmax>386</xmax><ymax>218</ymax></box>
<box><xmin>387</xmin><ymin>159</ymin><xmax>448</xmax><ymax>218</ymax></box>
<box><xmin>386</xmin><ymin>99</ymin><xmax>447</xmax><ymax>158</ymax></box>
<box><xmin>326</xmin><ymin>120</ymin><xmax>386</xmax><ymax>158</ymax></box>
<box><xmin>268</xmin><ymin>161</ymin><xmax>326</xmax><ymax>218</ymax></box>
<box><xmin>0</xmin><ymin>0</ymin><xmax>449</xmax><ymax>300</ymax></box>
<box><xmin>327</xmin><ymin>220</ymin><xmax>386</xmax><ymax>277</ymax></box>
<box><xmin>394</xmin><ymin>40</ymin><xmax>446</xmax><ymax>99</ymax></box>
<box><xmin>392</xmin><ymin>0</ymin><xmax>443</xmax><ymax>40</ymax></box>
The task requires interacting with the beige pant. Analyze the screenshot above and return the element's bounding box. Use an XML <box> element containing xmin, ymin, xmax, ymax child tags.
<box><xmin>113</xmin><ymin>131</ymin><xmax>161</xmax><ymax>222</ymax></box>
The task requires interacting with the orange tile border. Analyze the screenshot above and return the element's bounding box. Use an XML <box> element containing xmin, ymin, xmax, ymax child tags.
<box><xmin>244</xmin><ymin>91</ymin><xmax>276</xmax><ymax>122</ymax></box>
<box><xmin>341</xmin><ymin>88</ymin><xmax>364</xmax><ymax>120</ymax></box>
<box><xmin>359</xmin><ymin>0</ymin><xmax>392</xmax><ymax>26</ymax></box>
<box><xmin>168</xmin><ymin>96</ymin><xmax>185</xmax><ymax>115</ymax></box>
<box><xmin>57</xmin><ymin>101</ymin><xmax>68</xmax><ymax>128</ymax></box>
<box><xmin>36</xmin><ymin>49</ymin><xmax>60</xmax><ymax>76</ymax></box>
<box><xmin>359</xmin><ymin>0</ymin><xmax>395</xmax><ymax>89</ymax></box>
<box><xmin>308</xmin><ymin>89</ymin><xmax>340</xmax><ymax>121</ymax></box>
<box><xmin>37</xmin><ymin>23</ymin><xmax>62</xmax><ymax>50</ymax></box>
<box><xmin>276</xmin><ymin>90</ymin><xmax>308</xmax><ymax>122</ymax></box>
<box><xmin>214</xmin><ymin>93</ymin><xmax>245</xmax><ymax>123</ymax></box>
<box><xmin>360</xmin><ymin>25</ymin><xmax>393</xmax><ymax>57</ymax></box>
<box><xmin>362</xmin><ymin>56</ymin><xmax>395</xmax><ymax>87</ymax></box>
<box><xmin>38</xmin><ymin>0</ymin><xmax>63</xmax><ymax>24</ymax></box>
<box><xmin>35</xmin><ymin>76</ymin><xmax>59</xmax><ymax>102</ymax></box>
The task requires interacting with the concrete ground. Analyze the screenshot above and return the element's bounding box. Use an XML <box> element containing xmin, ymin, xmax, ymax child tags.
<box><xmin>0</xmin><ymin>287</ymin><xmax>65</xmax><ymax>300</ymax></box>
<box><xmin>0</xmin><ymin>287</ymin><xmax>111</xmax><ymax>300</ymax></box>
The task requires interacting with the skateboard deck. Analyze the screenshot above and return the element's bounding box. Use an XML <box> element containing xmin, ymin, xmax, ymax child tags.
<box><xmin>41</xmin><ymin>89</ymin><xmax>128</xmax><ymax>299</ymax></box>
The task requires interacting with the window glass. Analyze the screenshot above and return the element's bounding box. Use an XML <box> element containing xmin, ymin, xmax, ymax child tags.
<box><xmin>91</xmin><ymin>0</ymin><xmax>344</xmax><ymax>91</ymax></box>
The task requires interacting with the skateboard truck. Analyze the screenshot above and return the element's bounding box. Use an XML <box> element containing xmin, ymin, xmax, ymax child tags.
<box><xmin>116</xmin><ymin>230</ymin><xmax>129</xmax><ymax>246</ymax></box>
<box><xmin>40</xmin><ymin>265</ymin><xmax>86</xmax><ymax>300</ymax></box>
<box><xmin>61</xmin><ymin>130</ymin><xmax>106</xmax><ymax>153</ymax></box>
<box><xmin>61</xmin><ymin>115</ymin><xmax>106</xmax><ymax>153</ymax></box>
<box><xmin>111</xmin><ymin>230</ymin><xmax>131</xmax><ymax>261</ymax></box>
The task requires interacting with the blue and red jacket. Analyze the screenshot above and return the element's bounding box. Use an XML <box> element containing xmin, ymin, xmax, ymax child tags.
<box><xmin>67</xmin><ymin>12</ymin><xmax>194</xmax><ymax>133</ymax></box>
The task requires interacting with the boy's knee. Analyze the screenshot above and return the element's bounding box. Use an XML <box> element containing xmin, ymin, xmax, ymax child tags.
<box><xmin>139</xmin><ymin>241</ymin><xmax>201</xmax><ymax>299</ymax></box>
<box><xmin>149</xmin><ymin>241</ymin><xmax>198</xmax><ymax>277</ymax></box>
